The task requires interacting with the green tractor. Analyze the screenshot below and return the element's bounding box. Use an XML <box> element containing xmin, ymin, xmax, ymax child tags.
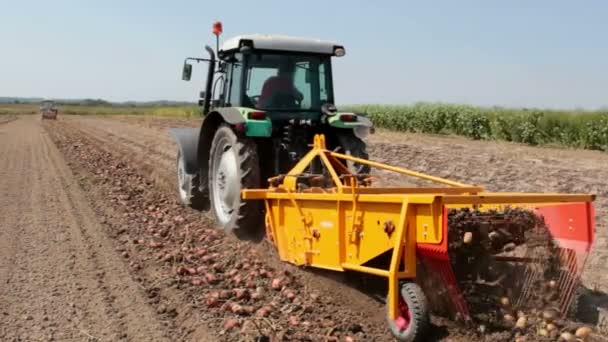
<box><xmin>173</xmin><ymin>22</ymin><xmax>374</xmax><ymax>240</ymax></box>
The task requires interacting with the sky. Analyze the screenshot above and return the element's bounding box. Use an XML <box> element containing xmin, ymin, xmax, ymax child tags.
<box><xmin>1</xmin><ymin>0</ymin><xmax>607</xmax><ymax>109</ymax></box>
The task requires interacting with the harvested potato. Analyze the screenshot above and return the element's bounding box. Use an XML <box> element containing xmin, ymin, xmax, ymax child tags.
<box><xmin>463</xmin><ymin>232</ymin><xmax>473</xmax><ymax>244</ymax></box>
<box><xmin>542</xmin><ymin>309</ymin><xmax>558</xmax><ymax>323</ymax></box>
<box><xmin>560</xmin><ymin>332</ymin><xmax>576</xmax><ymax>341</ymax></box>
<box><xmin>575</xmin><ymin>326</ymin><xmax>592</xmax><ymax>339</ymax></box>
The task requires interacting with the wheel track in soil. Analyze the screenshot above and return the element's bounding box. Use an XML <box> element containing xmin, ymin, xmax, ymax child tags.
<box><xmin>0</xmin><ymin>116</ymin><xmax>172</xmax><ymax>341</ymax></box>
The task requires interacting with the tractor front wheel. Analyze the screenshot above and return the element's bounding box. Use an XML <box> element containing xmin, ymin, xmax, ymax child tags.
<box><xmin>387</xmin><ymin>282</ymin><xmax>430</xmax><ymax>342</ymax></box>
<box><xmin>208</xmin><ymin>124</ymin><xmax>264</xmax><ymax>241</ymax></box>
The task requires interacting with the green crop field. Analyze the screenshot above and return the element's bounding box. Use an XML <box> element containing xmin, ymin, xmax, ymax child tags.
<box><xmin>3</xmin><ymin>102</ymin><xmax>607</xmax><ymax>151</ymax></box>
<box><xmin>346</xmin><ymin>104</ymin><xmax>608</xmax><ymax>151</ymax></box>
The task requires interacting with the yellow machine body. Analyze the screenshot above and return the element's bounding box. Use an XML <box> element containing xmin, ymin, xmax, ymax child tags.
<box><xmin>242</xmin><ymin>135</ymin><xmax>595</xmax><ymax>321</ymax></box>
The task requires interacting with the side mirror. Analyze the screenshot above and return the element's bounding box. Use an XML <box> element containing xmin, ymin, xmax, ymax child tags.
<box><xmin>182</xmin><ymin>63</ymin><xmax>192</xmax><ymax>81</ymax></box>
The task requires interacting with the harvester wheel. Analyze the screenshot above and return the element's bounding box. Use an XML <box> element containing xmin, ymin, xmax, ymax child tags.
<box><xmin>176</xmin><ymin>149</ymin><xmax>207</xmax><ymax>210</ymax></box>
<box><xmin>209</xmin><ymin>124</ymin><xmax>264</xmax><ymax>241</ymax></box>
<box><xmin>335</xmin><ymin>134</ymin><xmax>371</xmax><ymax>174</ymax></box>
<box><xmin>387</xmin><ymin>282</ymin><xmax>430</xmax><ymax>342</ymax></box>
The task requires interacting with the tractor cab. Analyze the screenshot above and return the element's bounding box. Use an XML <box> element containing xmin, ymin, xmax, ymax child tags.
<box><xmin>216</xmin><ymin>35</ymin><xmax>343</xmax><ymax>118</ymax></box>
<box><xmin>183</xmin><ymin>33</ymin><xmax>349</xmax><ymax>123</ymax></box>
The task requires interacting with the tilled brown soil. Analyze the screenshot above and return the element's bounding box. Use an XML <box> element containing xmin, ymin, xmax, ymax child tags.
<box><xmin>48</xmin><ymin>115</ymin><xmax>608</xmax><ymax>340</ymax></box>
<box><xmin>0</xmin><ymin>116</ymin><xmax>173</xmax><ymax>341</ymax></box>
<box><xmin>4</xmin><ymin>114</ymin><xmax>607</xmax><ymax>341</ymax></box>
<box><xmin>0</xmin><ymin>114</ymin><xmax>17</xmax><ymax>125</ymax></box>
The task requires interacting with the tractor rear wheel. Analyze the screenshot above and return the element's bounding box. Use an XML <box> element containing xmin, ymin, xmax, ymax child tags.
<box><xmin>335</xmin><ymin>134</ymin><xmax>371</xmax><ymax>174</ymax></box>
<box><xmin>387</xmin><ymin>282</ymin><xmax>430</xmax><ymax>342</ymax></box>
<box><xmin>208</xmin><ymin>124</ymin><xmax>264</xmax><ymax>241</ymax></box>
<box><xmin>176</xmin><ymin>149</ymin><xmax>208</xmax><ymax>210</ymax></box>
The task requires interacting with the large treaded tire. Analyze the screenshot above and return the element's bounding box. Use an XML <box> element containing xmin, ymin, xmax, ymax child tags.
<box><xmin>335</xmin><ymin>134</ymin><xmax>371</xmax><ymax>175</ymax></box>
<box><xmin>176</xmin><ymin>149</ymin><xmax>208</xmax><ymax>210</ymax></box>
<box><xmin>208</xmin><ymin>124</ymin><xmax>264</xmax><ymax>241</ymax></box>
<box><xmin>387</xmin><ymin>282</ymin><xmax>430</xmax><ymax>342</ymax></box>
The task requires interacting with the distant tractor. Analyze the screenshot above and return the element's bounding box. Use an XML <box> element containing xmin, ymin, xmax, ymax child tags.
<box><xmin>172</xmin><ymin>22</ymin><xmax>374</xmax><ymax>240</ymax></box>
<box><xmin>40</xmin><ymin>100</ymin><xmax>58</xmax><ymax>120</ymax></box>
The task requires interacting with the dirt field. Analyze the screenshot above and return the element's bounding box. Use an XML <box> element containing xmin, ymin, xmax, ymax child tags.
<box><xmin>2</xmin><ymin>114</ymin><xmax>607</xmax><ymax>341</ymax></box>
<box><xmin>0</xmin><ymin>117</ymin><xmax>174</xmax><ymax>341</ymax></box>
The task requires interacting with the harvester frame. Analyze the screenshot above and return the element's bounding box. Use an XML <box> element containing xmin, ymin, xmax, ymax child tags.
<box><xmin>242</xmin><ymin>134</ymin><xmax>595</xmax><ymax>341</ymax></box>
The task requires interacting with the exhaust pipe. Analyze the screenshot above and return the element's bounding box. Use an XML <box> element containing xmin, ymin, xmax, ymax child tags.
<box><xmin>202</xmin><ymin>45</ymin><xmax>215</xmax><ymax>115</ymax></box>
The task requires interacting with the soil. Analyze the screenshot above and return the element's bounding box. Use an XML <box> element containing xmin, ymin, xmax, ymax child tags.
<box><xmin>2</xmin><ymin>113</ymin><xmax>607</xmax><ymax>341</ymax></box>
<box><xmin>0</xmin><ymin>114</ymin><xmax>17</xmax><ymax>125</ymax></box>
<box><xmin>0</xmin><ymin>116</ymin><xmax>173</xmax><ymax>341</ymax></box>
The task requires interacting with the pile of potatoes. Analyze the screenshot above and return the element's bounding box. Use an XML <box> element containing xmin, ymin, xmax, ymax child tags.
<box><xmin>448</xmin><ymin>208</ymin><xmax>597</xmax><ymax>341</ymax></box>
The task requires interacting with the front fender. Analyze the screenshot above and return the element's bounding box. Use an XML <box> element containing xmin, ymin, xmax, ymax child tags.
<box><xmin>169</xmin><ymin>128</ymin><xmax>200</xmax><ymax>174</ymax></box>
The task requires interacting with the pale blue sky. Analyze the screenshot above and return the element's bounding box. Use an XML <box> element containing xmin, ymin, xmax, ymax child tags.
<box><xmin>1</xmin><ymin>0</ymin><xmax>607</xmax><ymax>108</ymax></box>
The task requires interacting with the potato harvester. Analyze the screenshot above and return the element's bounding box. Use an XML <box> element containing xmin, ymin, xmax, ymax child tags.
<box><xmin>242</xmin><ymin>134</ymin><xmax>595</xmax><ymax>341</ymax></box>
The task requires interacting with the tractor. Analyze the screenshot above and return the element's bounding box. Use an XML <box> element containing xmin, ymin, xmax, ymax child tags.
<box><xmin>40</xmin><ymin>100</ymin><xmax>58</xmax><ymax>120</ymax></box>
<box><xmin>173</xmin><ymin>22</ymin><xmax>374</xmax><ymax>240</ymax></box>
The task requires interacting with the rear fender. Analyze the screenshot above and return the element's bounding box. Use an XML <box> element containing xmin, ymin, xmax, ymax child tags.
<box><xmin>169</xmin><ymin>128</ymin><xmax>200</xmax><ymax>175</ymax></box>
<box><xmin>196</xmin><ymin>112</ymin><xmax>225</xmax><ymax>191</ymax></box>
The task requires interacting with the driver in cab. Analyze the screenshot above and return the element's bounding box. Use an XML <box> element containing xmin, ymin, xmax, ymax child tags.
<box><xmin>257</xmin><ymin>63</ymin><xmax>303</xmax><ymax>109</ymax></box>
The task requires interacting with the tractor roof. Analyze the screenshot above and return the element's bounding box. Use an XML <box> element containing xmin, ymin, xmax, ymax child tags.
<box><xmin>220</xmin><ymin>34</ymin><xmax>344</xmax><ymax>55</ymax></box>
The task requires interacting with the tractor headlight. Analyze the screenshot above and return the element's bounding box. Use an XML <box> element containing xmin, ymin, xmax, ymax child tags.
<box><xmin>353</xmin><ymin>126</ymin><xmax>372</xmax><ymax>140</ymax></box>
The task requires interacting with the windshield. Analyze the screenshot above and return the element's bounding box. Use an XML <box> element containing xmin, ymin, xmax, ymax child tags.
<box><xmin>244</xmin><ymin>53</ymin><xmax>332</xmax><ymax>111</ymax></box>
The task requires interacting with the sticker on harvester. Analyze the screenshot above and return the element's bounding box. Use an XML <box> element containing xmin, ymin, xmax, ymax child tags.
<box><xmin>320</xmin><ymin>221</ymin><xmax>334</xmax><ymax>229</ymax></box>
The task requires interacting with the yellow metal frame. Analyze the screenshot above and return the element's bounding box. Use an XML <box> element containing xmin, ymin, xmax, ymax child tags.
<box><xmin>241</xmin><ymin>135</ymin><xmax>595</xmax><ymax>320</ymax></box>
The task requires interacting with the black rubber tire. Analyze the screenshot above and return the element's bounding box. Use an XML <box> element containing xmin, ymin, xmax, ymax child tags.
<box><xmin>208</xmin><ymin>124</ymin><xmax>264</xmax><ymax>241</ymax></box>
<box><xmin>387</xmin><ymin>282</ymin><xmax>430</xmax><ymax>342</ymax></box>
<box><xmin>335</xmin><ymin>134</ymin><xmax>371</xmax><ymax>175</ymax></box>
<box><xmin>176</xmin><ymin>149</ymin><xmax>208</xmax><ymax>210</ymax></box>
